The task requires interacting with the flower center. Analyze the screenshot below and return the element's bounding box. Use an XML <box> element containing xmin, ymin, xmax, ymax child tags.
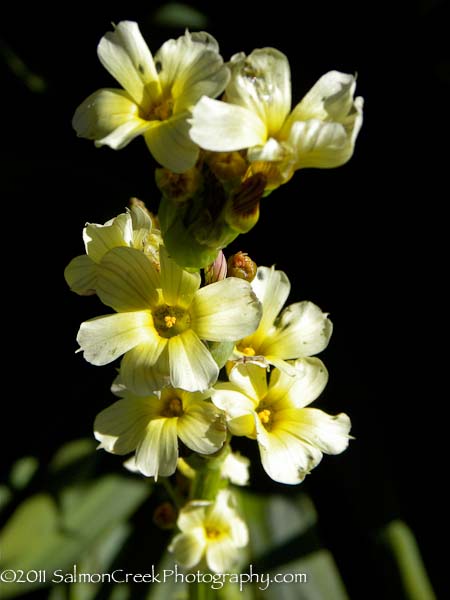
<box><xmin>205</xmin><ymin>526</ymin><xmax>223</xmax><ymax>540</ymax></box>
<box><xmin>237</xmin><ymin>343</ymin><xmax>256</xmax><ymax>357</ymax></box>
<box><xmin>258</xmin><ymin>408</ymin><xmax>273</xmax><ymax>430</ymax></box>
<box><xmin>153</xmin><ymin>305</ymin><xmax>191</xmax><ymax>338</ymax></box>
<box><xmin>161</xmin><ymin>396</ymin><xmax>184</xmax><ymax>418</ymax></box>
<box><xmin>145</xmin><ymin>96</ymin><xmax>174</xmax><ymax>122</ymax></box>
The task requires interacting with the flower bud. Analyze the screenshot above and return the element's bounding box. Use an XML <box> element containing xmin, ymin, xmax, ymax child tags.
<box><xmin>204</xmin><ymin>251</ymin><xmax>227</xmax><ymax>284</ymax></box>
<box><xmin>207</xmin><ymin>151</ymin><xmax>247</xmax><ymax>183</ymax></box>
<box><xmin>155</xmin><ymin>167</ymin><xmax>202</xmax><ymax>204</ymax></box>
<box><xmin>227</xmin><ymin>251</ymin><xmax>257</xmax><ymax>282</ymax></box>
<box><xmin>153</xmin><ymin>501</ymin><xmax>178</xmax><ymax>530</ymax></box>
<box><xmin>224</xmin><ymin>172</ymin><xmax>266</xmax><ymax>233</ymax></box>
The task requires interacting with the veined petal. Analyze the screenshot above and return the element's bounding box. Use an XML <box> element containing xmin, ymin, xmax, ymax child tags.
<box><xmin>288</xmin><ymin>119</ymin><xmax>358</xmax><ymax>169</ymax></box>
<box><xmin>228</xmin><ymin>363</ymin><xmax>268</xmax><ymax>402</ymax></box>
<box><xmin>284</xmin><ymin>408</ymin><xmax>351</xmax><ymax>455</ymax></box>
<box><xmin>119</xmin><ymin>339</ymin><xmax>169</xmax><ymax>395</ymax></box>
<box><xmin>210</xmin><ymin>385</ymin><xmax>256</xmax><ymax>437</ymax></box>
<box><xmin>177</xmin><ymin>502</ymin><xmax>209</xmax><ymax>532</ymax></box>
<box><xmin>96</xmin><ymin>247</ymin><xmax>159</xmax><ymax>311</ymax></box>
<box><xmin>169</xmin><ymin>530</ymin><xmax>206</xmax><ymax>569</ymax></box>
<box><xmin>206</xmin><ymin>538</ymin><xmax>240</xmax><ymax>573</ymax></box>
<box><xmin>256</xmin><ymin>423</ymin><xmax>322</xmax><ymax>485</ymax></box>
<box><xmin>288</xmin><ymin>71</ymin><xmax>357</xmax><ymax>123</ymax></box>
<box><xmin>190</xmin><ymin>278</ymin><xmax>262</xmax><ymax>342</ymax></box>
<box><xmin>189</xmin><ymin>97</ymin><xmax>266</xmax><ymax>151</ymax></box>
<box><xmin>135</xmin><ymin>418</ymin><xmax>179</xmax><ymax>478</ymax></box>
<box><xmin>94</xmin><ymin>396</ymin><xmax>154</xmax><ymax>454</ymax></box>
<box><xmin>83</xmin><ymin>212</ymin><xmax>133</xmax><ymax>262</ymax></box>
<box><xmin>160</xmin><ymin>246</ymin><xmax>200</xmax><ymax>308</ymax></box>
<box><xmin>260</xmin><ymin>301</ymin><xmax>332</xmax><ymax>359</ymax></box>
<box><xmin>97</xmin><ymin>21</ymin><xmax>160</xmax><ymax>107</ymax></box>
<box><xmin>178</xmin><ymin>401</ymin><xmax>226</xmax><ymax>454</ymax></box>
<box><xmin>249</xmin><ymin>266</ymin><xmax>290</xmax><ymax>346</ymax></box>
<box><xmin>64</xmin><ymin>255</ymin><xmax>97</xmax><ymax>295</ymax></box>
<box><xmin>169</xmin><ymin>330</ymin><xmax>219</xmax><ymax>391</ymax></box>
<box><xmin>227</xmin><ymin>48</ymin><xmax>291</xmax><ymax>135</ymax></box>
<box><xmin>155</xmin><ymin>31</ymin><xmax>229</xmax><ymax>113</ymax></box>
<box><xmin>72</xmin><ymin>89</ymin><xmax>151</xmax><ymax>149</ymax></box>
<box><xmin>77</xmin><ymin>311</ymin><xmax>153</xmax><ymax>366</ymax></box>
<box><xmin>268</xmin><ymin>358</ymin><xmax>329</xmax><ymax>408</ymax></box>
<box><xmin>144</xmin><ymin>114</ymin><xmax>199</xmax><ymax>173</ymax></box>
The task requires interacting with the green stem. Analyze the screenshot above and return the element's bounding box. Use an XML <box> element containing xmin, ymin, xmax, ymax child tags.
<box><xmin>159</xmin><ymin>477</ymin><xmax>184</xmax><ymax>508</ymax></box>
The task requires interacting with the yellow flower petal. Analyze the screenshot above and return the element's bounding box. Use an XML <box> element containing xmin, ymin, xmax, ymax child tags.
<box><xmin>144</xmin><ymin>114</ymin><xmax>200</xmax><ymax>173</ymax></box>
<box><xmin>64</xmin><ymin>255</ymin><xmax>97</xmax><ymax>296</ymax></box>
<box><xmin>189</xmin><ymin>97</ymin><xmax>266</xmax><ymax>151</ymax></box>
<box><xmin>169</xmin><ymin>530</ymin><xmax>206</xmax><ymax>569</ymax></box>
<box><xmin>159</xmin><ymin>246</ymin><xmax>200</xmax><ymax>308</ymax></box>
<box><xmin>248</xmin><ymin>266</ymin><xmax>290</xmax><ymax>347</ymax></box>
<box><xmin>260</xmin><ymin>301</ymin><xmax>332</xmax><ymax>359</ymax></box>
<box><xmin>83</xmin><ymin>212</ymin><xmax>133</xmax><ymax>262</ymax></box>
<box><xmin>268</xmin><ymin>358</ymin><xmax>329</xmax><ymax>408</ymax></box>
<box><xmin>96</xmin><ymin>247</ymin><xmax>159</xmax><ymax>312</ymax></box>
<box><xmin>94</xmin><ymin>396</ymin><xmax>154</xmax><ymax>454</ymax></box>
<box><xmin>190</xmin><ymin>277</ymin><xmax>262</xmax><ymax>342</ymax></box>
<box><xmin>177</xmin><ymin>400</ymin><xmax>226</xmax><ymax>454</ymax></box>
<box><xmin>155</xmin><ymin>30</ymin><xmax>229</xmax><ymax>113</ymax></box>
<box><xmin>77</xmin><ymin>311</ymin><xmax>153</xmax><ymax>366</ymax></box>
<box><xmin>97</xmin><ymin>20</ymin><xmax>160</xmax><ymax>107</ymax></box>
<box><xmin>72</xmin><ymin>88</ymin><xmax>151</xmax><ymax>150</ymax></box>
<box><xmin>119</xmin><ymin>339</ymin><xmax>169</xmax><ymax>395</ymax></box>
<box><xmin>135</xmin><ymin>417</ymin><xmax>179</xmax><ymax>479</ymax></box>
<box><xmin>168</xmin><ymin>330</ymin><xmax>219</xmax><ymax>391</ymax></box>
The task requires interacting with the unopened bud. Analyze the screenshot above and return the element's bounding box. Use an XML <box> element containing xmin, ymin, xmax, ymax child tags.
<box><xmin>224</xmin><ymin>172</ymin><xmax>266</xmax><ymax>233</ymax></box>
<box><xmin>153</xmin><ymin>501</ymin><xmax>177</xmax><ymax>530</ymax></box>
<box><xmin>155</xmin><ymin>167</ymin><xmax>201</xmax><ymax>204</ymax></box>
<box><xmin>204</xmin><ymin>251</ymin><xmax>227</xmax><ymax>284</ymax></box>
<box><xmin>227</xmin><ymin>251</ymin><xmax>257</xmax><ymax>282</ymax></box>
<box><xmin>207</xmin><ymin>151</ymin><xmax>247</xmax><ymax>182</ymax></box>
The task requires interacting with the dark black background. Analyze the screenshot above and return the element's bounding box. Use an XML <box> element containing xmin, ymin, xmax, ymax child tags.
<box><xmin>1</xmin><ymin>1</ymin><xmax>447</xmax><ymax>598</ymax></box>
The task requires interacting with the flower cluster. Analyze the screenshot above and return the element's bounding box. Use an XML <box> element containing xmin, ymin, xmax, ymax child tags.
<box><xmin>67</xmin><ymin>21</ymin><xmax>360</xmax><ymax>574</ymax></box>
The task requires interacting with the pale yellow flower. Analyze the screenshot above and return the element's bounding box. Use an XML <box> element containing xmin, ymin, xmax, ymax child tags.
<box><xmin>232</xmin><ymin>266</ymin><xmax>332</xmax><ymax>375</ymax></box>
<box><xmin>77</xmin><ymin>245</ymin><xmax>262</xmax><ymax>393</ymax></box>
<box><xmin>212</xmin><ymin>361</ymin><xmax>351</xmax><ymax>484</ymax></box>
<box><xmin>94</xmin><ymin>386</ymin><xmax>226</xmax><ymax>480</ymax></box>
<box><xmin>190</xmin><ymin>48</ymin><xmax>363</xmax><ymax>189</ymax></box>
<box><xmin>64</xmin><ymin>205</ymin><xmax>161</xmax><ymax>295</ymax></box>
<box><xmin>169</xmin><ymin>490</ymin><xmax>248</xmax><ymax>572</ymax></box>
<box><xmin>73</xmin><ymin>22</ymin><xmax>230</xmax><ymax>172</ymax></box>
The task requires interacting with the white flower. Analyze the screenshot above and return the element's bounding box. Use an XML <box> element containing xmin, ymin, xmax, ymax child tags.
<box><xmin>64</xmin><ymin>205</ymin><xmax>161</xmax><ymax>295</ymax></box>
<box><xmin>232</xmin><ymin>266</ymin><xmax>332</xmax><ymax>375</ymax></box>
<box><xmin>76</xmin><ymin>245</ymin><xmax>262</xmax><ymax>393</ymax></box>
<box><xmin>169</xmin><ymin>490</ymin><xmax>248</xmax><ymax>572</ymax></box>
<box><xmin>211</xmin><ymin>361</ymin><xmax>351</xmax><ymax>485</ymax></box>
<box><xmin>190</xmin><ymin>48</ymin><xmax>363</xmax><ymax>189</ymax></box>
<box><xmin>73</xmin><ymin>22</ymin><xmax>230</xmax><ymax>172</ymax></box>
<box><xmin>94</xmin><ymin>386</ymin><xmax>226</xmax><ymax>480</ymax></box>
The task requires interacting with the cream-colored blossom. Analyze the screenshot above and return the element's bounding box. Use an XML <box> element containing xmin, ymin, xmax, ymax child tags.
<box><xmin>94</xmin><ymin>386</ymin><xmax>226</xmax><ymax>480</ymax></box>
<box><xmin>221</xmin><ymin>452</ymin><xmax>250</xmax><ymax>486</ymax></box>
<box><xmin>77</xmin><ymin>245</ymin><xmax>262</xmax><ymax>393</ymax></box>
<box><xmin>169</xmin><ymin>490</ymin><xmax>248</xmax><ymax>572</ymax></box>
<box><xmin>64</xmin><ymin>205</ymin><xmax>162</xmax><ymax>295</ymax></box>
<box><xmin>190</xmin><ymin>48</ymin><xmax>363</xmax><ymax>189</ymax></box>
<box><xmin>232</xmin><ymin>266</ymin><xmax>332</xmax><ymax>375</ymax></box>
<box><xmin>211</xmin><ymin>361</ymin><xmax>351</xmax><ymax>484</ymax></box>
<box><xmin>73</xmin><ymin>22</ymin><xmax>230</xmax><ymax>172</ymax></box>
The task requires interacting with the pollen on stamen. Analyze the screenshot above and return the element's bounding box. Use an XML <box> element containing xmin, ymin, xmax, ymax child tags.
<box><xmin>258</xmin><ymin>409</ymin><xmax>271</xmax><ymax>425</ymax></box>
<box><xmin>165</xmin><ymin>315</ymin><xmax>177</xmax><ymax>328</ymax></box>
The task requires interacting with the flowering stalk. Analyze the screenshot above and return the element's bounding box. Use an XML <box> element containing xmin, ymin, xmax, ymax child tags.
<box><xmin>65</xmin><ymin>19</ymin><xmax>362</xmax><ymax>587</ymax></box>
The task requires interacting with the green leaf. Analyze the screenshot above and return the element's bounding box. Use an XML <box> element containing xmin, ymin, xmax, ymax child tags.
<box><xmin>9</xmin><ymin>456</ymin><xmax>39</xmax><ymax>490</ymax></box>
<box><xmin>0</xmin><ymin>476</ymin><xmax>151</xmax><ymax>598</ymax></box>
<box><xmin>152</xmin><ymin>3</ymin><xmax>208</xmax><ymax>29</ymax></box>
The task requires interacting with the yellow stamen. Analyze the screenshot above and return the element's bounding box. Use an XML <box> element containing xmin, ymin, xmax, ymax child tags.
<box><xmin>258</xmin><ymin>409</ymin><xmax>272</xmax><ymax>425</ymax></box>
<box><xmin>205</xmin><ymin>526</ymin><xmax>222</xmax><ymax>540</ymax></box>
<box><xmin>240</xmin><ymin>346</ymin><xmax>256</xmax><ymax>356</ymax></box>
<box><xmin>164</xmin><ymin>315</ymin><xmax>177</xmax><ymax>328</ymax></box>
